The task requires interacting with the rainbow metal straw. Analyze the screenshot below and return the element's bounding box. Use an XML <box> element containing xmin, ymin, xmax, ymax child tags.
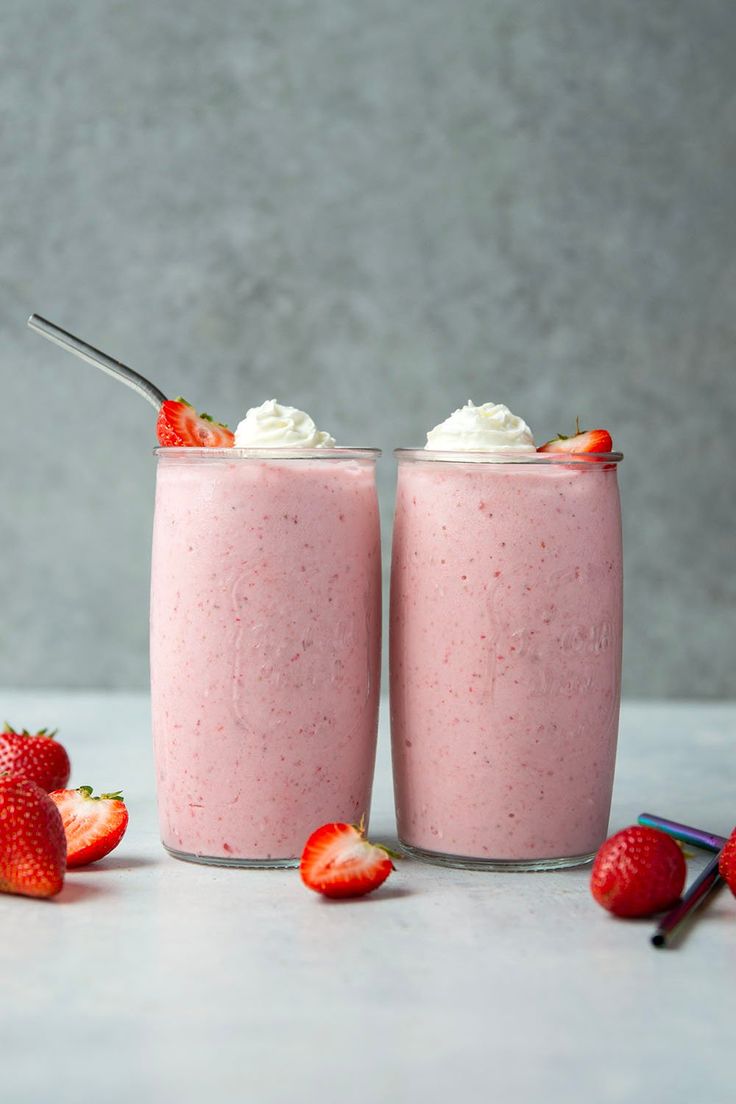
<box><xmin>651</xmin><ymin>854</ymin><xmax>723</xmax><ymax>949</ymax></box>
<box><xmin>637</xmin><ymin>812</ymin><xmax>727</xmax><ymax>852</ymax></box>
<box><xmin>637</xmin><ymin>813</ymin><xmax>729</xmax><ymax>949</ymax></box>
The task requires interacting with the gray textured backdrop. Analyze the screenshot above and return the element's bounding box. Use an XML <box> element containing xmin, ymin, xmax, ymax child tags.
<box><xmin>1</xmin><ymin>1</ymin><xmax>735</xmax><ymax>697</ymax></box>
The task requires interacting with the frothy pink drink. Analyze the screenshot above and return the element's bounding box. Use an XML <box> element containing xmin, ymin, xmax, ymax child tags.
<box><xmin>150</xmin><ymin>448</ymin><xmax>381</xmax><ymax>866</ymax></box>
<box><xmin>391</xmin><ymin>443</ymin><xmax>623</xmax><ymax>870</ymax></box>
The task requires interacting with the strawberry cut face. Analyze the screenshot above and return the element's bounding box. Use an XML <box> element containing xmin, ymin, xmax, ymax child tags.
<box><xmin>300</xmin><ymin>821</ymin><xmax>396</xmax><ymax>899</ymax></box>
<box><xmin>49</xmin><ymin>786</ymin><xmax>129</xmax><ymax>868</ymax></box>
<box><xmin>156</xmin><ymin>398</ymin><xmax>235</xmax><ymax>448</ymax></box>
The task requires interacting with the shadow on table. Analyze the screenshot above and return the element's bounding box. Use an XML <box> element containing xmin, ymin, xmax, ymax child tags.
<box><xmin>65</xmin><ymin>854</ymin><xmax>158</xmax><ymax>874</ymax></box>
<box><xmin>319</xmin><ymin>886</ymin><xmax>416</xmax><ymax>905</ymax></box>
<box><xmin>56</xmin><ymin>880</ymin><xmax>110</xmax><ymax>904</ymax></box>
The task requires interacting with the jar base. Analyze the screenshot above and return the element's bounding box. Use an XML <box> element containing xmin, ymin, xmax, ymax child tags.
<box><xmin>399</xmin><ymin>839</ymin><xmax>596</xmax><ymax>872</ymax></box>
<box><xmin>164</xmin><ymin>843</ymin><xmax>299</xmax><ymax>869</ymax></box>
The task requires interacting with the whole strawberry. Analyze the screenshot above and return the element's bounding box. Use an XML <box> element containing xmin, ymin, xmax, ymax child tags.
<box><xmin>591</xmin><ymin>825</ymin><xmax>686</xmax><ymax>918</ymax></box>
<box><xmin>718</xmin><ymin>828</ymin><xmax>736</xmax><ymax>897</ymax></box>
<box><xmin>0</xmin><ymin>777</ymin><xmax>66</xmax><ymax>898</ymax></box>
<box><xmin>0</xmin><ymin>723</ymin><xmax>71</xmax><ymax>792</ymax></box>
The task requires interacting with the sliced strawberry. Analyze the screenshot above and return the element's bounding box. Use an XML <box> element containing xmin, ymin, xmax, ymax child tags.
<box><xmin>156</xmin><ymin>397</ymin><xmax>235</xmax><ymax>448</ymax></box>
<box><xmin>49</xmin><ymin>786</ymin><xmax>129</xmax><ymax>868</ymax></box>
<box><xmin>538</xmin><ymin>418</ymin><xmax>613</xmax><ymax>454</ymax></box>
<box><xmin>0</xmin><ymin>723</ymin><xmax>71</xmax><ymax>792</ymax></box>
<box><xmin>300</xmin><ymin>821</ymin><xmax>396</xmax><ymax>898</ymax></box>
<box><xmin>0</xmin><ymin>777</ymin><xmax>66</xmax><ymax>898</ymax></box>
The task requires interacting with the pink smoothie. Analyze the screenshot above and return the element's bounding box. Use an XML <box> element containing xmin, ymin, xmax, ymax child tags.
<box><xmin>150</xmin><ymin>449</ymin><xmax>381</xmax><ymax>865</ymax></box>
<box><xmin>390</xmin><ymin>454</ymin><xmax>623</xmax><ymax>867</ymax></box>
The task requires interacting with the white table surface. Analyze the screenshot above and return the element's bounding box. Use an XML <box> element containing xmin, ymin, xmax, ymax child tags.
<box><xmin>1</xmin><ymin>692</ymin><xmax>734</xmax><ymax>1104</ymax></box>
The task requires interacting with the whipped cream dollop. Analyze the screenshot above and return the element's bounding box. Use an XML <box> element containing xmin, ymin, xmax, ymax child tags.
<box><xmin>234</xmin><ymin>399</ymin><xmax>336</xmax><ymax>448</ymax></box>
<box><xmin>425</xmin><ymin>400</ymin><xmax>535</xmax><ymax>451</ymax></box>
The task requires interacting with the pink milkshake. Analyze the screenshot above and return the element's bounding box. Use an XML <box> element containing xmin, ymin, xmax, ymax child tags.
<box><xmin>150</xmin><ymin>403</ymin><xmax>381</xmax><ymax>866</ymax></box>
<box><xmin>390</xmin><ymin>402</ymin><xmax>623</xmax><ymax>870</ymax></box>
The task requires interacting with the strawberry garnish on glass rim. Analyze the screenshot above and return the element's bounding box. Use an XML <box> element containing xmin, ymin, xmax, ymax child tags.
<box><xmin>538</xmin><ymin>417</ymin><xmax>613</xmax><ymax>455</ymax></box>
<box><xmin>300</xmin><ymin>819</ymin><xmax>399</xmax><ymax>899</ymax></box>
<box><xmin>156</xmin><ymin>397</ymin><xmax>235</xmax><ymax>448</ymax></box>
<box><xmin>49</xmin><ymin>786</ymin><xmax>129</xmax><ymax>868</ymax></box>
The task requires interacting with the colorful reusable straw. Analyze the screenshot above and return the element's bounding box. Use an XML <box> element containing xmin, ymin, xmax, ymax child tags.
<box><xmin>651</xmin><ymin>854</ymin><xmax>723</xmax><ymax>949</ymax></box>
<box><xmin>636</xmin><ymin>814</ymin><xmax>729</xmax><ymax>949</ymax></box>
<box><xmin>637</xmin><ymin>812</ymin><xmax>726</xmax><ymax>853</ymax></box>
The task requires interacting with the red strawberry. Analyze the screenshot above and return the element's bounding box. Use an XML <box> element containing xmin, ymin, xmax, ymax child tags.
<box><xmin>718</xmin><ymin>828</ymin><xmax>736</xmax><ymax>896</ymax></box>
<box><xmin>0</xmin><ymin>777</ymin><xmax>66</xmax><ymax>898</ymax></box>
<box><xmin>156</xmin><ymin>397</ymin><xmax>235</xmax><ymax>448</ymax></box>
<box><xmin>0</xmin><ymin>723</ymin><xmax>71</xmax><ymax>792</ymax></box>
<box><xmin>590</xmin><ymin>825</ymin><xmax>686</xmax><ymax>918</ymax></box>
<box><xmin>300</xmin><ymin>821</ymin><xmax>397</xmax><ymax>899</ymax></box>
<box><xmin>538</xmin><ymin>418</ymin><xmax>613</xmax><ymax>454</ymax></box>
<box><xmin>49</xmin><ymin>786</ymin><xmax>129</xmax><ymax>868</ymax></box>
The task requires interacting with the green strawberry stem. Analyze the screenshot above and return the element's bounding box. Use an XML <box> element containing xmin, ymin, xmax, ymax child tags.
<box><xmin>375</xmin><ymin>843</ymin><xmax>403</xmax><ymax>861</ymax></box>
<box><xmin>352</xmin><ymin>814</ymin><xmax>401</xmax><ymax>860</ymax></box>
<box><xmin>77</xmin><ymin>785</ymin><xmax>124</xmax><ymax>802</ymax></box>
<box><xmin>174</xmin><ymin>396</ymin><xmax>231</xmax><ymax>431</ymax></box>
<box><xmin>553</xmin><ymin>416</ymin><xmax>583</xmax><ymax>443</ymax></box>
<box><xmin>3</xmin><ymin>722</ymin><xmax>58</xmax><ymax>739</ymax></box>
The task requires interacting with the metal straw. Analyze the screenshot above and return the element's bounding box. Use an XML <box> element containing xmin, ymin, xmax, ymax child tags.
<box><xmin>637</xmin><ymin>813</ymin><xmax>727</xmax><ymax>853</ymax></box>
<box><xmin>27</xmin><ymin>314</ymin><xmax>167</xmax><ymax>411</ymax></box>
<box><xmin>651</xmin><ymin>854</ymin><xmax>723</xmax><ymax>949</ymax></box>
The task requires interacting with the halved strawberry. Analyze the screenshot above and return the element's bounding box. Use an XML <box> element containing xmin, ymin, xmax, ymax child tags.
<box><xmin>300</xmin><ymin>821</ymin><xmax>397</xmax><ymax>898</ymax></box>
<box><xmin>538</xmin><ymin>418</ymin><xmax>613</xmax><ymax>454</ymax></box>
<box><xmin>0</xmin><ymin>723</ymin><xmax>71</xmax><ymax>792</ymax></box>
<box><xmin>49</xmin><ymin>786</ymin><xmax>129</xmax><ymax>868</ymax></box>
<box><xmin>156</xmin><ymin>397</ymin><xmax>235</xmax><ymax>448</ymax></box>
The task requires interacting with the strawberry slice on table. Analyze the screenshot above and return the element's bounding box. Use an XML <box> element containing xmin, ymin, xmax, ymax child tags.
<box><xmin>590</xmin><ymin>825</ymin><xmax>686</xmax><ymax>918</ymax></box>
<box><xmin>718</xmin><ymin>828</ymin><xmax>736</xmax><ymax>897</ymax></box>
<box><xmin>49</xmin><ymin>786</ymin><xmax>129</xmax><ymax>868</ymax></box>
<box><xmin>538</xmin><ymin>418</ymin><xmax>613</xmax><ymax>454</ymax></box>
<box><xmin>0</xmin><ymin>723</ymin><xmax>71</xmax><ymax>792</ymax></box>
<box><xmin>300</xmin><ymin>821</ymin><xmax>397</xmax><ymax>899</ymax></box>
<box><xmin>156</xmin><ymin>397</ymin><xmax>235</xmax><ymax>448</ymax></box>
<box><xmin>0</xmin><ymin>777</ymin><xmax>66</xmax><ymax>898</ymax></box>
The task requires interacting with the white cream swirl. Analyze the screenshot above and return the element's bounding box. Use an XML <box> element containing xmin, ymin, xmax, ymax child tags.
<box><xmin>234</xmin><ymin>399</ymin><xmax>336</xmax><ymax>448</ymax></box>
<box><xmin>425</xmin><ymin>400</ymin><xmax>535</xmax><ymax>451</ymax></box>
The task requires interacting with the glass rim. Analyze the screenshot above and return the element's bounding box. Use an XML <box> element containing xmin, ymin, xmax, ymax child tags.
<box><xmin>153</xmin><ymin>446</ymin><xmax>381</xmax><ymax>460</ymax></box>
<box><xmin>394</xmin><ymin>448</ymin><xmax>623</xmax><ymax>465</ymax></box>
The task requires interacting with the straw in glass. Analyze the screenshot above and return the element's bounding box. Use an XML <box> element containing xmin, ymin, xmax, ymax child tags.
<box><xmin>27</xmin><ymin>314</ymin><xmax>167</xmax><ymax>411</ymax></box>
